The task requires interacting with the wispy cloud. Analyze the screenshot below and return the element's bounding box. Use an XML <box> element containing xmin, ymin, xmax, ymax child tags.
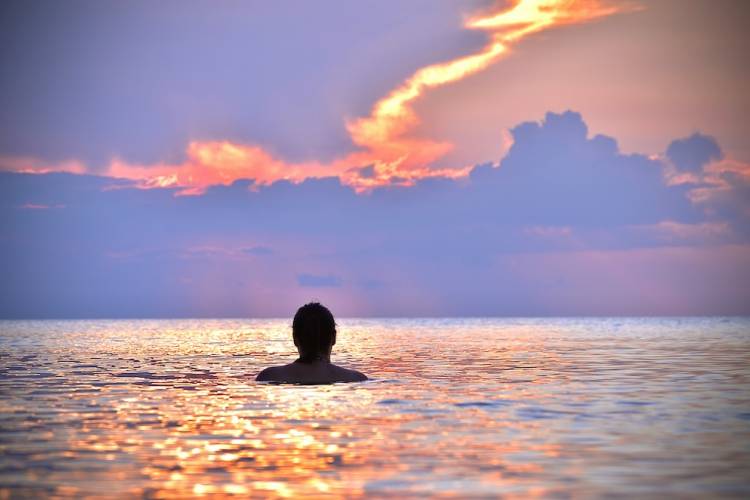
<box><xmin>297</xmin><ymin>274</ymin><xmax>343</xmax><ymax>288</ymax></box>
<box><xmin>242</xmin><ymin>246</ymin><xmax>274</xmax><ymax>256</ymax></box>
<box><xmin>18</xmin><ymin>203</ymin><xmax>65</xmax><ymax>210</ymax></box>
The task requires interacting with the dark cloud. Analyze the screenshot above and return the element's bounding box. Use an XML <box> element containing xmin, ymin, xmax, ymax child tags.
<box><xmin>666</xmin><ymin>133</ymin><xmax>723</xmax><ymax>172</ymax></box>
<box><xmin>297</xmin><ymin>274</ymin><xmax>342</xmax><ymax>288</ymax></box>
<box><xmin>469</xmin><ymin>111</ymin><xmax>700</xmax><ymax>227</ymax></box>
<box><xmin>242</xmin><ymin>246</ymin><xmax>274</xmax><ymax>256</ymax></box>
<box><xmin>688</xmin><ymin>164</ymin><xmax>750</xmax><ymax>237</ymax></box>
<box><xmin>351</xmin><ymin>165</ymin><xmax>376</xmax><ymax>178</ymax></box>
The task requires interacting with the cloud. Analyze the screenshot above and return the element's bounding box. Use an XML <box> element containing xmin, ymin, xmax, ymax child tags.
<box><xmin>1</xmin><ymin>2</ymin><xmax>494</xmax><ymax>169</ymax></box>
<box><xmin>0</xmin><ymin>156</ymin><xmax>86</xmax><ymax>175</ymax></box>
<box><xmin>658</xmin><ymin>133</ymin><xmax>750</xmax><ymax>234</ymax></box>
<box><xmin>1</xmin><ymin>111</ymin><xmax>748</xmax><ymax>317</ymax></box>
<box><xmin>350</xmin><ymin>165</ymin><xmax>376</xmax><ymax>179</ymax></box>
<box><xmin>666</xmin><ymin>133</ymin><xmax>723</xmax><ymax>173</ymax></box>
<box><xmin>242</xmin><ymin>246</ymin><xmax>274</xmax><ymax>256</ymax></box>
<box><xmin>687</xmin><ymin>159</ymin><xmax>750</xmax><ymax>235</ymax></box>
<box><xmin>524</xmin><ymin>226</ymin><xmax>573</xmax><ymax>238</ymax></box>
<box><xmin>628</xmin><ymin>220</ymin><xmax>732</xmax><ymax>245</ymax></box>
<box><xmin>297</xmin><ymin>274</ymin><xmax>343</xmax><ymax>288</ymax></box>
<box><xmin>18</xmin><ymin>203</ymin><xmax>65</xmax><ymax>210</ymax></box>
<box><xmin>0</xmin><ymin>1</ymin><xmax>629</xmax><ymax>194</ymax></box>
<box><xmin>469</xmin><ymin>110</ymin><xmax>700</xmax><ymax>228</ymax></box>
<box><xmin>345</xmin><ymin>0</ymin><xmax>628</xmax><ymax>184</ymax></box>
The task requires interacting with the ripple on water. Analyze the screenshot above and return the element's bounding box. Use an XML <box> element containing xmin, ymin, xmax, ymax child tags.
<box><xmin>0</xmin><ymin>317</ymin><xmax>749</xmax><ymax>497</ymax></box>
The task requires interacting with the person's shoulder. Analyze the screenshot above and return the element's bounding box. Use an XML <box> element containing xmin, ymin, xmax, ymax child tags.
<box><xmin>334</xmin><ymin>365</ymin><xmax>368</xmax><ymax>382</ymax></box>
<box><xmin>255</xmin><ymin>365</ymin><xmax>288</xmax><ymax>382</ymax></box>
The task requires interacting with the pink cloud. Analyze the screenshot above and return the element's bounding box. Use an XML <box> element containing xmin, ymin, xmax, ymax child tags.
<box><xmin>630</xmin><ymin>220</ymin><xmax>732</xmax><ymax>244</ymax></box>
<box><xmin>1</xmin><ymin>156</ymin><xmax>86</xmax><ymax>175</ymax></box>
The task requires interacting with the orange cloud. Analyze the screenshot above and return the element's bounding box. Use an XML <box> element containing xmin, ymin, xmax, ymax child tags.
<box><xmin>0</xmin><ymin>156</ymin><xmax>86</xmax><ymax>175</ymax></box>
<box><xmin>108</xmin><ymin>142</ymin><xmax>331</xmax><ymax>195</ymax></box>
<box><xmin>348</xmin><ymin>0</ymin><xmax>625</xmax><ymax>160</ymax></box>
<box><xmin>4</xmin><ymin>0</ymin><xmax>629</xmax><ymax>194</ymax></box>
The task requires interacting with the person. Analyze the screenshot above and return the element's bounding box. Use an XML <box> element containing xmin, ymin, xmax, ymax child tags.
<box><xmin>256</xmin><ymin>302</ymin><xmax>368</xmax><ymax>384</ymax></box>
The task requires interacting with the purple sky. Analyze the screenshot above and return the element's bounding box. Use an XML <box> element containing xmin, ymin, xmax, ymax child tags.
<box><xmin>1</xmin><ymin>0</ymin><xmax>748</xmax><ymax>317</ymax></box>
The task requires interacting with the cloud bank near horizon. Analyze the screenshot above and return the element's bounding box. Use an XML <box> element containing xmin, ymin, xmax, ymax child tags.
<box><xmin>2</xmin><ymin>111</ymin><xmax>748</xmax><ymax>318</ymax></box>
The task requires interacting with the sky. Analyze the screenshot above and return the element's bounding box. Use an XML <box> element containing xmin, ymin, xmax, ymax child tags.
<box><xmin>1</xmin><ymin>0</ymin><xmax>748</xmax><ymax>318</ymax></box>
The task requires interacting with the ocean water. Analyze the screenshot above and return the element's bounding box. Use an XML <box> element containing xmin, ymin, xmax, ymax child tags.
<box><xmin>1</xmin><ymin>318</ymin><xmax>749</xmax><ymax>498</ymax></box>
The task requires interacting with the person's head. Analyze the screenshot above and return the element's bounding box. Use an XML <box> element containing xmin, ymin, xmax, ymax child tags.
<box><xmin>292</xmin><ymin>302</ymin><xmax>336</xmax><ymax>363</ymax></box>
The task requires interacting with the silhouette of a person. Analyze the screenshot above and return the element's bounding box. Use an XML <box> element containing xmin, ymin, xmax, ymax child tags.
<box><xmin>256</xmin><ymin>302</ymin><xmax>367</xmax><ymax>384</ymax></box>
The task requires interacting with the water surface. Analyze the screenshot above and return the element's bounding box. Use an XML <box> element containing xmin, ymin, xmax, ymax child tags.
<box><xmin>1</xmin><ymin>318</ymin><xmax>749</xmax><ymax>497</ymax></box>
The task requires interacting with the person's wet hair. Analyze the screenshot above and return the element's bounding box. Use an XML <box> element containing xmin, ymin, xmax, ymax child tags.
<box><xmin>293</xmin><ymin>302</ymin><xmax>336</xmax><ymax>363</ymax></box>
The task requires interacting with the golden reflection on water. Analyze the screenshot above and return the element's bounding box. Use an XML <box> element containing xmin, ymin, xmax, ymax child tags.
<box><xmin>1</xmin><ymin>318</ymin><xmax>749</xmax><ymax>497</ymax></box>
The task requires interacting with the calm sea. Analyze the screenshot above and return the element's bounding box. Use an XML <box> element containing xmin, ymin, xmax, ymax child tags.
<box><xmin>1</xmin><ymin>318</ymin><xmax>749</xmax><ymax>497</ymax></box>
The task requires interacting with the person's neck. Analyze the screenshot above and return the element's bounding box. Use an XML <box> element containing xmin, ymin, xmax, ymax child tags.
<box><xmin>296</xmin><ymin>354</ymin><xmax>331</xmax><ymax>364</ymax></box>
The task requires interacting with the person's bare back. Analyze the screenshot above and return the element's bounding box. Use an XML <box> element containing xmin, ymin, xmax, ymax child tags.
<box><xmin>256</xmin><ymin>360</ymin><xmax>366</xmax><ymax>384</ymax></box>
<box><xmin>255</xmin><ymin>302</ymin><xmax>368</xmax><ymax>385</ymax></box>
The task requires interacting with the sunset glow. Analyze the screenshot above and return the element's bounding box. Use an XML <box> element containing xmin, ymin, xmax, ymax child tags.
<box><xmin>0</xmin><ymin>0</ymin><xmax>628</xmax><ymax>194</ymax></box>
<box><xmin>2</xmin><ymin>3</ymin><xmax>749</xmax><ymax>495</ymax></box>
<box><xmin>2</xmin><ymin>0</ymin><xmax>748</xmax><ymax>318</ymax></box>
